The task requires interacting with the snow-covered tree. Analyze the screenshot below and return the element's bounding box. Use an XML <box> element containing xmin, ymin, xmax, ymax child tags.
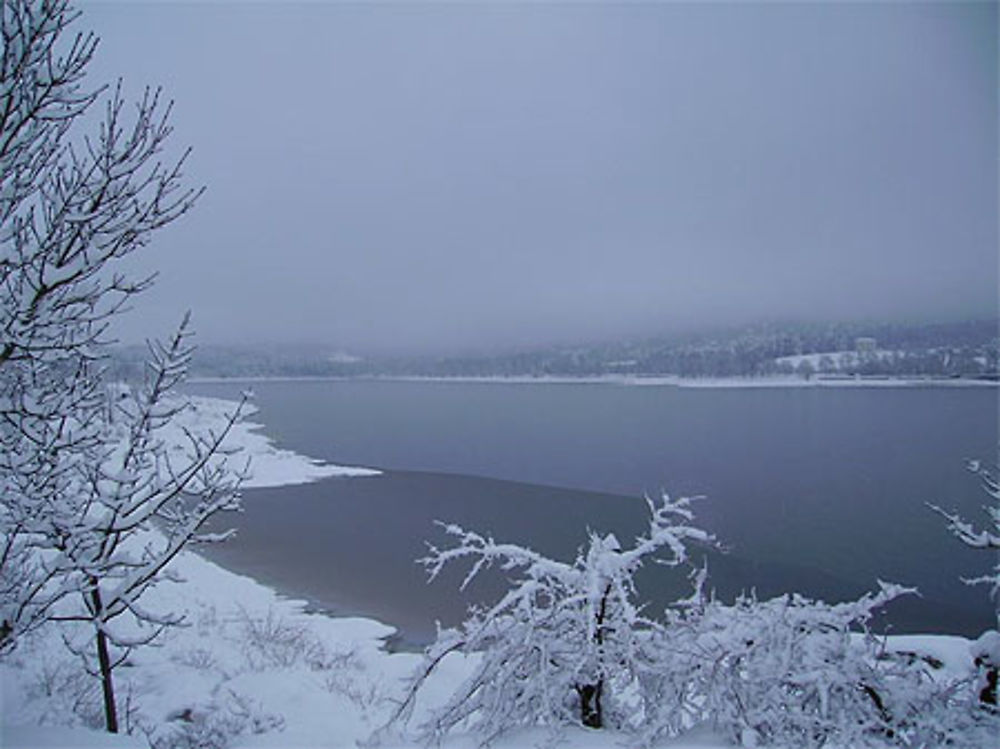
<box><xmin>384</xmin><ymin>493</ymin><xmax>715</xmax><ymax>744</ymax></box>
<box><xmin>48</xmin><ymin>318</ymin><xmax>247</xmax><ymax>734</ymax></box>
<box><xmin>1</xmin><ymin>0</ymin><xmax>196</xmax><ymax>648</ymax></box>
<box><xmin>0</xmin><ymin>0</ymin><xmax>246</xmax><ymax>733</ymax></box>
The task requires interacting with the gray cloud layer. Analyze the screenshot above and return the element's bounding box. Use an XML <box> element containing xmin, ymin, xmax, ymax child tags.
<box><xmin>82</xmin><ymin>1</ymin><xmax>997</xmax><ymax>354</ymax></box>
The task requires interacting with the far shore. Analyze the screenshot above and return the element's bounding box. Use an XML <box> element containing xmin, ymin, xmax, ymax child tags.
<box><xmin>187</xmin><ymin>373</ymin><xmax>999</xmax><ymax>388</ymax></box>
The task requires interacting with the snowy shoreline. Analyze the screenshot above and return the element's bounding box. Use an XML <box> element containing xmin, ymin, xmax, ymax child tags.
<box><xmin>176</xmin><ymin>395</ymin><xmax>381</xmax><ymax>486</ymax></box>
<box><xmin>188</xmin><ymin>374</ymin><xmax>999</xmax><ymax>388</ymax></box>
<box><xmin>2</xmin><ymin>394</ymin><xmax>990</xmax><ymax>749</ymax></box>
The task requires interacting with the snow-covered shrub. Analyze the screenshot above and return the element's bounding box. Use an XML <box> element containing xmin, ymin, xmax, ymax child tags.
<box><xmin>26</xmin><ymin>650</ymin><xmax>106</xmax><ymax>730</ymax></box>
<box><xmin>149</xmin><ymin>690</ymin><xmax>284</xmax><ymax>749</ymax></box>
<box><xmin>383</xmin><ymin>493</ymin><xmax>714</xmax><ymax>744</ymax></box>
<box><xmin>324</xmin><ymin>667</ymin><xmax>384</xmax><ymax>715</ymax></box>
<box><xmin>643</xmin><ymin>581</ymin><xmax>1000</xmax><ymax>749</ymax></box>
<box><xmin>234</xmin><ymin>605</ymin><xmax>384</xmax><ymax>714</ymax></box>
<box><xmin>237</xmin><ymin>606</ymin><xmax>326</xmax><ymax>671</ymax></box>
<box><xmin>891</xmin><ymin>678</ymin><xmax>999</xmax><ymax>749</ymax></box>
<box><xmin>874</xmin><ymin>633</ymin><xmax>999</xmax><ymax>749</ymax></box>
<box><xmin>649</xmin><ymin>584</ymin><xmax>920</xmax><ymax>748</ymax></box>
<box><xmin>171</xmin><ymin>647</ymin><xmax>219</xmax><ymax>673</ymax></box>
<box><xmin>318</xmin><ymin>645</ymin><xmax>385</xmax><ymax>712</ymax></box>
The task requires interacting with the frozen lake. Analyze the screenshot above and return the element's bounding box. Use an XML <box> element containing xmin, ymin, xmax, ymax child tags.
<box><xmin>188</xmin><ymin>379</ymin><xmax>999</xmax><ymax>644</ymax></box>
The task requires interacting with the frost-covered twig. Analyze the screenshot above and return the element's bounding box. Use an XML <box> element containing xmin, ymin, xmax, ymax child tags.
<box><xmin>928</xmin><ymin>451</ymin><xmax>1000</xmax><ymax>617</ymax></box>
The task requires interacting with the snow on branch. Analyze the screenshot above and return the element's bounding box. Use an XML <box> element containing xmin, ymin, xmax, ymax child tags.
<box><xmin>928</xmin><ymin>452</ymin><xmax>1000</xmax><ymax>615</ymax></box>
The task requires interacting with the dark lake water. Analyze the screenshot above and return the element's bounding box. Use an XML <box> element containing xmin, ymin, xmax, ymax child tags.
<box><xmin>187</xmin><ymin>379</ymin><xmax>999</xmax><ymax>645</ymax></box>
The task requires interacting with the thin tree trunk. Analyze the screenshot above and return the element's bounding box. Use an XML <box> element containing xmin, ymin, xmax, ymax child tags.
<box><xmin>578</xmin><ymin>584</ymin><xmax>611</xmax><ymax>729</ymax></box>
<box><xmin>90</xmin><ymin>586</ymin><xmax>118</xmax><ymax>733</ymax></box>
<box><xmin>577</xmin><ymin>682</ymin><xmax>603</xmax><ymax>728</ymax></box>
<box><xmin>980</xmin><ymin>667</ymin><xmax>998</xmax><ymax>706</ymax></box>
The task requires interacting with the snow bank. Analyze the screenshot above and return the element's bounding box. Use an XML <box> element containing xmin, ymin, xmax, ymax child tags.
<box><xmin>165</xmin><ymin>395</ymin><xmax>380</xmax><ymax>487</ymax></box>
<box><xmin>971</xmin><ymin>630</ymin><xmax>1000</xmax><ymax>667</ymax></box>
<box><xmin>1</xmin><ymin>725</ymin><xmax>145</xmax><ymax>748</ymax></box>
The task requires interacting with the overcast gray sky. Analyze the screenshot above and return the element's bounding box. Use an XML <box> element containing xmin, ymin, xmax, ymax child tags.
<box><xmin>82</xmin><ymin>1</ymin><xmax>997</xmax><ymax>354</ymax></box>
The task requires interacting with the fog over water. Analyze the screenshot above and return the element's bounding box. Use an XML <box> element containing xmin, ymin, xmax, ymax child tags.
<box><xmin>81</xmin><ymin>1</ymin><xmax>997</xmax><ymax>354</ymax></box>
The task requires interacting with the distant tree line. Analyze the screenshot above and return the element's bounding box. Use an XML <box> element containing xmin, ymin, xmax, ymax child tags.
<box><xmin>124</xmin><ymin>319</ymin><xmax>999</xmax><ymax>381</ymax></box>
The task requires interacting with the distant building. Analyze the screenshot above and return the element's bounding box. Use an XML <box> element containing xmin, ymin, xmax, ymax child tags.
<box><xmin>855</xmin><ymin>337</ymin><xmax>877</xmax><ymax>354</ymax></box>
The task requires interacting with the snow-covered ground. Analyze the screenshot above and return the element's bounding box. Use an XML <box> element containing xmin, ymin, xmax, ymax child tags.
<box><xmin>0</xmin><ymin>395</ymin><xmax>988</xmax><ymax>749</ymax></box>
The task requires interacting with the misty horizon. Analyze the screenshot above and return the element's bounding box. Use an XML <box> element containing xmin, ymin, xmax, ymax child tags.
<box><xmin>81</xmin><ymin>1</ymin><xmax>997</xmax><ymax>355</ymax></box>
<box><xmin>109</xmin><ymin>315</ymin><xmax>997</xmax><ymax>364</ymax></box>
